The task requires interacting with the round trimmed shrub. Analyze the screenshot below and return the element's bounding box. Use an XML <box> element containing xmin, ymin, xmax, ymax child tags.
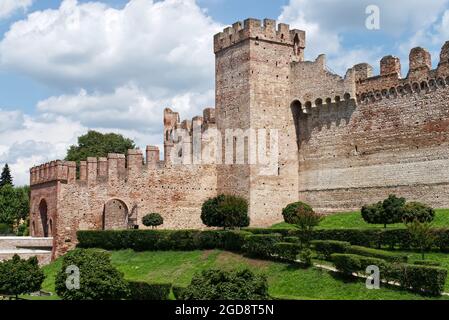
<box><xmin>361</xmin><ymin>194</ymin><xmax>405</xmax><ymax>228</ymax></box>
<box><xmin>282</xmin><ymin>202</ymin><xmax>320</xmax><ymax>230</ymax></box>
<box><xmin>142</xmin><ymin>213</ymin><xmax>164</xmax><ymax>228</ymax></box>
<box><xmin>201</xmin><ymin>195</ymin><xmax>249</xmax><ymax>229</ymax></box>
<box><xmin>402</xmin><ymin>202</ymin><xmax>435</xmax><ymax>223</ymax></box>
<box><xmin>55</xmin><ymin>249</ymin><xmax>129</xmax><ymax>300</ymax></box>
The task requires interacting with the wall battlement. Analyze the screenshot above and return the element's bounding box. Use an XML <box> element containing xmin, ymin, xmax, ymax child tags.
<box><xmin>29</xmin><ymin>146</ymin><xmax>162</xmax><ymax>187</ymax></box>
<box><xmin>214</xmin><ymin>18</ymin><xmax>305</xmax><ymax>54</ymax></box>
<box><xmin>356</xmin><ymin>43</ymin><xmax>449</xmax><ymax>104</ymax></box>
<box><xmin>164</xmin><ymin>107</ymin><xmax>217</xmax><ymax>164</ymax></box>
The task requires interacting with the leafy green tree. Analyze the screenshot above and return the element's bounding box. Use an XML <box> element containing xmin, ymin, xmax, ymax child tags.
<box><xmin>65</xmin><ymin>131</ymin><xmax>136</xmax><ymax>162</ymax></box>
<box><xmin>361</xmin><ymin>194</ymin><xmax>405</xmax><ymax>228</ymax></box>
<box><xmin>0</xmin><ymin>255</ymin><xmax>44</xmax><ymax>299</ymax></box>
<box><xmin>201</xmin><ymin>195</ymin><xmax>249</xmax><ymax>229</ymax></box>
<box><xmin>406</xmin><ymin>220</ymin><xmax>436</xmax><ymax>260</ymax></box>
<box><xmin>55</xmin><ymin>249</ymin><xmax>129</xmax><ymax>300</ymax></box>
<box><xmin>282</xmin><ymin>202</ymin><xmax>321</xmax><ymax>246</ymax></box>
<box><xmin>402</xmin><ymin>202</ymin><xmax>435</xmax><ymax>224</ymax></box>
<box><xmin>0</xmin><ymin>184</ymin><xmax>29</xmax><ymax>226</ymax></box>
<box><xmin>181</xmin><ymin>269</ymin><xmax>269</xmax><ymax>300</ymax></box>
<box><xmin>0</xmin><ymin>164</ymin><xmax>13</xmax><ymax>188</ymax></box>
<box><xmin>142</xmin><ymin>213</ymin><xmax>164</xmax><ymax>229</ymax></box>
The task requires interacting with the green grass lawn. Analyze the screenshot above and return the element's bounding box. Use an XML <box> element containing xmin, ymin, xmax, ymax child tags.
<box><xmin>37</xmin><ymin>249</ymin><xmax>448</xmax><ymax>300</ymax></box>
<box><xmin>272</xmin><ymin>209</ymin><xmax>449</xmax><ymax>230</ymax></box>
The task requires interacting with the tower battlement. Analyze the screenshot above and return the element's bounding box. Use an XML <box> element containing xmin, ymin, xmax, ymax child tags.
<box><xmin>214</xmin><ymin>18</ymin><xmax>305</xmax><ymax>54</ymax></box>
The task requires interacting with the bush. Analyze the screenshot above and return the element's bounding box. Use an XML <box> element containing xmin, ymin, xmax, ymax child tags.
<box><xmin>311</xmin><ymin>240</ymin><xmax>350</xmax><ymax>260</ymax></box>
<box><xmin>172</xmin><ymin>286</ymin><xmax>188</xmax><ymax>300</ymax></box>
<box><xmin>222</xmin><ymin>230</ymin><xmax>252</xmax><ymax>252</ymax></box>
<box><xmin>413</xmin><ymin>260</ymin><xmax>441</xmax><ymax>267</ymax></box>
<box><xmin>282</xmin><ymin>202</ymin><xmax>320</xmax><ymax>228</ymax></box>
<box><xmin>402</xmin><ymin>202</ymin><xmax>435</xmax><ymax>223</ymax></box>
<box><xmin>182</xmin><ymin>269</ymin><xmax>269</xmax><ymax>300</ymax></box>
<box><xmin>55</xmin><ymin>249</ymin><xmax>129</xmax><ymax>300</ymax></box>
<box><xmin>284</xmin><ymin>236</ymin><xmax>300</xmax><ymax>244</ymax></box>
<box><xmin>201</xmin><ymin>195</ymin><xmax>249</xmax><ymax>229</ymax></box>
<box><xmin>77</xmin><ymin>230</ymin><xmax>249</xmax><ymax>252</ymax></box>
<box><xmin>282</xmin><ymin>202</ymin><xmax>321</xmax><ymax>247</ymax></box>
<box><xmin>346</xmin><ymin>245</ymin><xmax>408</xmax><ymax>263</ymax></box>
<box><xmin>392</xmin><ymin>264</ymin><xmax>447</xmax><ymax>296</ymax></box>
<box><xmin>299</xmin><ymin>248</ymin><xmax>313</xmax><ymax>267</ymax></box>
<box><xmin>0</xmin><ymin>255</ymin><xmax>44</xmax><ymax>298</ymax></box>
<box><xmin>274</xmin><ymin>242</ymin><xmax>301</xmax><ymax>261</ymax></box>
<box><xmin>142</xmin><ymin>213</ymin><xmax>164</xmax><ymax>228</ymax></box>
<box><xmin>331</xmin><ymin>254</ymin><xmax>361</xmax><ymax>275</ymax></box>
<box><xmin>361</xmin><ymin>195</ymin><xmax>405</xmax><ymax>228</ymax></box>
<box><xmin>0</xmin><ymin>223</ymin><xmax>11</xmax><ymax>235</ymax></box>
<box><xmin>332</xmin><ymin>254</ymin><xmax>447</xmax><ymax>296</ymax></box>
<box><xmin>243</xmin><ymin>234</ymin><xmax>282</xmax><ymax>258</ymax></box>
<box><xmin>407</xmin><ymin>220</ymin><xmax>436</xmax><ymax>260</ymax></box>
<box><xmin>127</xmin><ymin>281</ymin><xmax>171</xmax><ymax>300</ymax></box>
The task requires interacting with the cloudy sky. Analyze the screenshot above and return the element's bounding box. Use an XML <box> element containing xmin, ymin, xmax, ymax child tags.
<box><xmin>1</xmin><ymin>0</ymin><xmax>449</xmax><ymax>185</ymax></box>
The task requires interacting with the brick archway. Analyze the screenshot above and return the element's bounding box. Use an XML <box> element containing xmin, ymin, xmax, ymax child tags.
<box><xmin>102</xmin><ymin>199</ymin><xmax>129</xmax><ymax>230</ymax></box>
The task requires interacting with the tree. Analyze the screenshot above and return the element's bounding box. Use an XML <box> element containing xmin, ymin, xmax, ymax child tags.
<box><xmin>361</xmin><ymin>194</ymin><xmax>405</xmax><ymax>228</ymax></box>
<box><xmin>406</xmin><ymin>220</ymin><xmax>435</xmax><ymax>260</ymax></box>
<box><xmin>0</xmin><ymin>255</ymin><xmax>44</xmax><ymax>299</ymax></box>
<box><xmin>181</xmin><ymin>269</ymin><xmax>269</xmax><ymax>300</ymax></box>
<box><xmin>282</xmin><ymin>202</ymin><xmax>321</xmax><ymax>246</ymax></box>
<box><xmin>402</xmin><ymin>202</ymin><xmax>435</xmax><ymax>224</ymax></box>
<box><xmin>0</xmin><ymin>164</ymin><xmax>13</xmax><ymax>188</ymax></box>
<box><xmin>142</xmin><ymin>213</ymin><xmax>164</xmax><ymax>229</ymax></box>
<box><xmin>0</xmin><ymin>184</ymin><xmax>29</xmax><ymax>226</ymax></box>
<box><xmin>55</xmin><ymin>249</ymin><xmax>129</xmax><ymax>300</ymax></box>
<box><xmin>65</xmin><ymin>131</ymin><xmax>136</xmax><ymax>162</ymax></box>
<box><xmin>201</xmin><ymin>195</ymin><xmax>249</xmax><ymax>229</ymax></box>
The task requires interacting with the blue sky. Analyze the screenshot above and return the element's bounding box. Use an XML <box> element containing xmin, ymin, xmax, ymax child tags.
<box><xmin>1</xmin><ymin>0</ymin><xmax>449</xmax><ymax>185</ymax></box>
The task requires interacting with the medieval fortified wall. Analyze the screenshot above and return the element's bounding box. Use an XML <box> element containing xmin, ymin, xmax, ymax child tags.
<box><xmin>29</xmin><ymin>18</ymin><xmax>449</xmax><ymax>259</ymax></box>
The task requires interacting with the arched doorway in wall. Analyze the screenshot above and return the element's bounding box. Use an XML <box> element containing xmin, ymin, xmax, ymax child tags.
<box><xmin>103</xmin><ymin>199</ymin><xmax>129</xmax><ymax>230</ymax></box>
<box><xmin>290</xmin><ymin>100</ymin><xmax>303</xmax><ymax>149</ymax></box>
<box><xmin>39</xmin><ymin>199</ymin><xmax>49</xmax><ymax>237</ymax></box>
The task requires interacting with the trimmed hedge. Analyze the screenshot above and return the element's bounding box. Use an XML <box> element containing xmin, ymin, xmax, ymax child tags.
<box><xmin>127</xmin><ymin>281</ymin><xmax>171</xmax><ymax>300</ymax></box>
<box><xmin>172</xmin><ymin>286</ymin><xmax>187</xmax><ymax>300</ymax></box>
<box><xmin>242</xmin><ymin>234</ymin><xmax>282</xmax><ymax>258</ymax></box>
<box><xmin>77</xmin><ymin>230</ymin><xmax>251</xmax><ymax>252</ymax></box>
<box><xmin>331</xmin><ymin>253</ymin><xmax>447</xmax><ymax>296</ymax></box>
<box><xmin>413</xmin><ymin>260</ymin><xmax>441</xmax><ymax>267</ymax></box>
<box><xmin>284</xmin><ymin>236</ymin><xmax>300</xmax><ymax>244</ymax></box>
<box><xmin>389</xmin><ymin>264</ymin><xmax>447</xmax><ymax>296</ymax></box>
<box><xmin>243</xmin><ymin>228</ymin><xmax>291</xmax><ymax>237</ymax></box>
<box><xmin>274</xmin><ymin>242</ymin><xmax>301</xmax><ymax>261</ymax></box>
<box><xmin>346</xmin><ymin>245</ymin><xmax>408</xmax><ymax>263</ymax></box>
<box><xmin>244</xmin><ymin>227</ymin><xmax>449</xmax><ymax>252</ymax></box>
<box><xmin>311</xmin><ymin>240</ymin><xmax>350</xmax><ymax>260</ymax></box>
<box><xmin>331</xmin><ymin>254</ymin><xmax>361</xmax><ymax>275</ymax></box>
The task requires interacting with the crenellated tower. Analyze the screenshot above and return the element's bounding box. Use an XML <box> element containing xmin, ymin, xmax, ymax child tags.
<box><xmin>214</xmin><ymin>18</ymin><xmax>305</xmax><ymax>225</ymax></box>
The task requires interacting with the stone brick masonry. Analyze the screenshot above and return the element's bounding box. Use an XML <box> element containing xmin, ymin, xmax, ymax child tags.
<box><xmin>29</xmin><ymin>18</ymin><xmax>449</xmax><ymax>259</ymax></box>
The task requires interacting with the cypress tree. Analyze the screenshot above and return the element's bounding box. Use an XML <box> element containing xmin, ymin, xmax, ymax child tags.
<box><xmin>0</xmin><ymin>164</ymin><xmax>13</xmax><ymax>188</ymax></box>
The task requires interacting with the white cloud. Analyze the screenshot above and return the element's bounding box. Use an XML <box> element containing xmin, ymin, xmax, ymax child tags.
<box><xmin>0</xmin><ymin>0</ymin><xmax>222</xmax><ymax>92</ymax></box>
<box><xmin>0</xmin><ymin>114</ymin><xmax>85</xmax><ymax>185</ymax></box>
<box><xmin>278</xmin><ymin>0</ymin><xmax>449</xmax><ymax>74</ymax></box>
<box><xmin>0</xmin><ymin>0</ymin><xmax>33</xmax><ymax>19</ymax></box>
<box><xmin>0</xmin><ymin>0</ymin><xmax>221</xmax><ymax>185</ymax></box>
<box><xmin>36</xmin><ymin>83</ymin><xmax>214</xmax><ymax>131</ymax></box>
